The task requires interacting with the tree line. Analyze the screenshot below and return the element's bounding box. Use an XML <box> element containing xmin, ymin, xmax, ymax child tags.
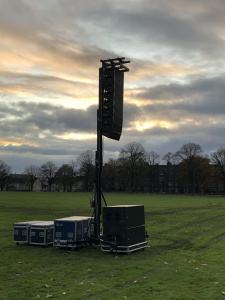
<box><xmin>0</xmin><ymin>142</ymin><xmax>225</xmax><ymax>194</ymax></box>
<box><xmin>0</xmin><ymin>150</ymin><xmax>95</xmax><ymax>192</ymax></box>
<box><xmin>102</xmin><ymin>142</ymin><xmax>225</xmax><ymax>194</ymax></box>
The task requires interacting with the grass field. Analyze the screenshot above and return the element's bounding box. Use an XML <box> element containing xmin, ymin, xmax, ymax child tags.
<box><xmin>1</xmin><ymin>192</ymin><xmax>225</xmax><ymax>299</ymax></box>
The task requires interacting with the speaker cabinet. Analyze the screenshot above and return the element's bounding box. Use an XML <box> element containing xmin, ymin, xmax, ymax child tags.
<box><xmin>102</xmin><ymin>205</ymin><xmax>148</xmax><ymax>253</ymax></box>
<box><xmin>103</xmin><ymin>205</ymin><xmax>145</xmax><ymax>229</ymax></box>
<box><xmin>103</xmin><ymin>225</ymin><xmax>146</xmax><ymax>246</ymax></box>
<box><xmin>102</xmin><ymin>68</ymin><xmax>124</xmax><ymax>141</ymax></box>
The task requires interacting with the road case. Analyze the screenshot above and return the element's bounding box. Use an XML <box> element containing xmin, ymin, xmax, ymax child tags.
<box><xmin>54</xmin><ymin>216</ymin><xmax>94</xmax><ymax>248</ymax></box>
<box><xmin>29</xmin><ymin>221</ymin><xmax>54</xmax><ymax>246</ymax></box>
<box><xmin>101</xmin><ymin>205</ymin><xmax>148</xmax><ymax>254</ymax></box>
<box><xmin>13</xmin><ymin>221</ymin><xmax>42</xmax><ymax>244</ymax></box>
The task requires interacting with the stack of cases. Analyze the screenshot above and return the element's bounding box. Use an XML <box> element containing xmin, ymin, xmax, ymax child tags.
<box><xmin>13</xmin><ymin>221</ymin><xmax>41</xmax><ymax>244</ymax></box>
<box><xmin>53</xmin><ymin>216</ymin><xmax>94</xmax><ymax>248</ymax></box>
<box><xmin>13</xmin><ymin>221</ymin><xmax>54</xmax><ymax>246</ymax></box>
<box><xmin>101</xmin><ymin>205</ymin><xmax>148</xmax><ymax>253</ymax></box>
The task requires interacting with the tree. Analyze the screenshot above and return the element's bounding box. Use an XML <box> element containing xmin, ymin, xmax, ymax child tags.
<box><xmin>162</xmin><ymin>152</ymin><xmax>178</xmax><ymax>193</ymax></box>
<box><xmin>24</xmin><ymin>165</ymin><xmax>39</xmax><ymax>191</ymax></box>
<box><xmin>117</xmin><ymin>155</ymin><xmax>130</xmax><ymax>191</ymax></box>
<box><xmin>76</xmin><ymin>150</ymin><xmax>95</xmax><ymax>191</ymax></box>
<box><xmin>55</xmin><ymin>164</ymin><xmax>76</xmax><ymax>192</ymax></box>
<box><xmin>211</xmin><ymin>148</ymin><xmax>225</xmax><ymax>193</ymax></box>
<box><xmin>175</xmin><ymin>143</ymin><xmax>204</xmax><ymax>193</ymax></box>
<box><xmin>147</xmin><ymin>151</ymin><xmax>160</xmax><ymax>165</ymax></box>
<box><xmin>146</xmin><ymin>151</ymin><xmax>160</xmax><ymax>193</ymax></box>
<box><xmin>0</xmin><ymin>160</ymin><xmax>11</xmax><ymax>191</ymax></box>
<box><xmin>39</xmin><ymin>161</ymin><xmax>58</xmax><ymax>192</ymax></box>
<box><xmin>163</xmin><ymin>152</ymin><xmax>177</xmax><ymax>165</ymax></box>
<box><xmin>179</xmin><ymin>156</ymin><xmax>213</xmax><ymax>193</ymax></box>
<box><xmin>193</xmin><ymin>157</ymin><xmax>213</xmax><ymax>193</ymax></box>
<box><xmin>119</xmin><ymin>142</ymin><xmax>146</xmax><ymax>192</ymax></box>
<box><xmin>175</xmin><ymin>143</ymin><xmax>203</xmax><ymax>162</ymax></box>
<box><xmin>68</xmin><ymin>160</ymin><xmax>77</xmax><ymax>191</ymax></box>
<box><xmin>102</xmin><ymin>158</ymin><xmax>118</xmax><ymax>191</ymax></box>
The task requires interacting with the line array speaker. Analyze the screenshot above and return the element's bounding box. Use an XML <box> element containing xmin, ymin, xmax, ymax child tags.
<box><xmin>102</xmin><ymin>68</ymin><xmax>124</xmax><ymax>141</ymax></box>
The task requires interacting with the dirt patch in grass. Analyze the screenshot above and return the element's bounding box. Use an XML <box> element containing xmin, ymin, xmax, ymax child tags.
<box><xmin>158</xmin><ymin>216</ymin><xmax>225</xmax><ymax>235</ymax></box>
<box><xmin>147</xmin><ymin>202</ymin><xmax>225</xmax><ymax>252</ymax></box>
<box><xmin>195</xmin><ymin>232</ymin><xmax>225</xmax><ymax>250</ymax></box>
<box><xmin>146</xmin><ymin>203</ymin><xmax>222</xmax><ymax>217</ymax></box>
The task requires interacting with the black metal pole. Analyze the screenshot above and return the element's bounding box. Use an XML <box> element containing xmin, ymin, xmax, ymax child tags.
<box><xmin>94</xmin><ymin>68</ymin><xmax>103</xmax><ymax>240</ymax></box>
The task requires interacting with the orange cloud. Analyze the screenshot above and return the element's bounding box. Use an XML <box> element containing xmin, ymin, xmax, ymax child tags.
<box><xmin>0</xmin><ymin>139</ymin><xmax>39</xmax><ymax>147</ymax></box>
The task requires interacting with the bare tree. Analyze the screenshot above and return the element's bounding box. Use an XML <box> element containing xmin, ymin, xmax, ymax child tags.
<box><xmin>211</xmin><ymin>148</ymin><xmax>225</xmax><ymax>193</ymax></box>
<box><xmin>0</xmin><ymin>160</ymin><xmax>11</xmax><ymax>191</ymax></box>
<box><xmin>146</xmin><ymin>151</ymin><xmax>160</xmax><ymax>193</ymax></box>
<box><xmin>162</xmin><ymin>152</ymin><xmax>177</xmax><ymax>165</ymax></box>
<box><xmin>117</xmin><ymin>155</ymin><xmax>130</xmax><ymax>191</ymax></box>
<box><xmin>68</xmin><ymin>160</ymin><xmax>77</xmax><ymax>191</ymax></box>
<box><xmin>175</xmin><ymin>143</ymin><xmax>203</xmax><ymax>162</ymax></box>
<box><xmin>162</xmin><ymin>152</ymin><xmax>178</xmax><ymax>193</ymax></box>
<box><xmin>119</xmin><ymin>142</ymin><xmax>146</xmax><ymax>192</ymax></box>
<box><xmin>39</xmin><ymin>161</ymin><xmax>58</xmax><ymax>192</ymax></box>
<box><xmin>146</xmin><ymin>151</ymin><xmax>160</xmax><ymax>165</ymax></box>
<box><xmin>55</xmin><ymin>164</ymin><xmax>76</xmax><ymax>192</ymax></box>
<box><xmin>76</xmin><ymin>150</ymin><xmax>95</xmax><ymax>191</ymax></box>
<box><xmin>24</xmin><ymin>165</ymin><xmax>39</xmax><ymax>191</ymax></box>
<box><xmin>102</xmin><ymin>158</ymin><xmax>119</xmax><ymax>191</ymax></box>
<box><xmin>175</xmin><ymin>143</ymin><xmax>205</xmax><ymax>193</ymax></box>
<box><xmin>179</xmin><ymin>156</ymin><xmax>213</xmax><ymax>193</ymax></box>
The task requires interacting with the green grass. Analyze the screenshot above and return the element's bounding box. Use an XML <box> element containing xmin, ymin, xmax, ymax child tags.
<box><xmin>1</xmin><ymin>192</ymin><xmax>225</xmax><ymax>299</ymax></box>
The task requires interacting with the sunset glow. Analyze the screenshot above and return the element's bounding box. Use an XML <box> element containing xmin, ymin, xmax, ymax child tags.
<box><xmin>0</xmin><ymin>0</ymin><xmax>224</xmax><ymax>172</ymax></box>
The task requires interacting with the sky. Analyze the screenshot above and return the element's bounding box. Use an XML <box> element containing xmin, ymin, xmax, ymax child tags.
<box><xmin>0</xmin><ymin>0</ymin><xmax>225</xmax><ymax>173</ymax></box>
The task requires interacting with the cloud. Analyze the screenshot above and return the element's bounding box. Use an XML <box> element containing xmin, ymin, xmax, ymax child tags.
<box><xmin>0</xmin><ymin>101</ymin><xmax>97</xmax><ymax>141</ymax></box>
<box><xmin>0</xmin><ymin>0</ymin><xmax>225</xmax><ymax>172</ymax></box>
<box><xmin>132</xmin><ymin>76</ymin><xmax>225</xmax><ymax>123</ymax></box>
